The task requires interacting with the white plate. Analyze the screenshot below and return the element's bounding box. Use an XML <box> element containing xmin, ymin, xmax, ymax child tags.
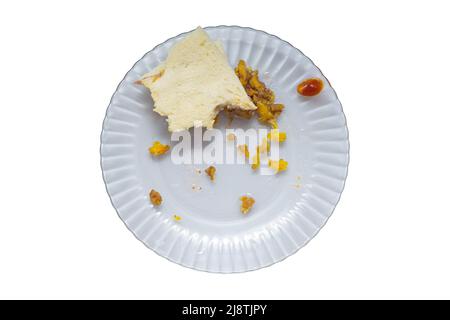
<box><xmin>100</xmin><ymin>26</ymin><xmax>349</xmax><ymax>273</ymax></box>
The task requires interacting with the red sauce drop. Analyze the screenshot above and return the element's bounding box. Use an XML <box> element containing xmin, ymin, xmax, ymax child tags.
<box><xmin>297</xmin><ymin>78</ymin><xmax>324</xmax><ymax>97</ymax></box>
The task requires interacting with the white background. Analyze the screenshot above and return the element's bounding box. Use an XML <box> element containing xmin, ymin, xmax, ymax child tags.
<box><xmin>1</xmin><ymin>0</ymin><xmax>449</xmax><ymax>299</ymax></box>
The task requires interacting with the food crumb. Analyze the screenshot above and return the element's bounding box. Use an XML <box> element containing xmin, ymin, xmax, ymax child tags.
<box><xmin>251</xmin><ymin>146</ymin><xmax>260</xmax><ymax>170</ymax></box>
<box><xmin>259</xmin><ymin>137</ymin><xmax>270</xmax><ymax>154</ymax></box>
<box><xmin>194</xmin><ymin>168</ymin><xmax>202</xmax><ymax>175</ymax></box>
<box><xmin>267</xmin><ymin>130</ymin><xmax>287</xmax><ymax>143</ymax></box>
<box><xmin>238</xmin><ymin>144</ymin><xmax>250</xmax><ymax>158</ymax></box>
<box><xmin>204</xmin><ymin>166</ymin><xmax>216</xmax><ymax>181</ymax></box>
<box><xmin>268</xmin><ymin>159</ymin><xmax>288</xmax><ymax>173</ymax></box>
<box><xmin>149</xmin><ymin>141</ymin><xmax>170</xmax><ymax>156</ymax></box>
<box><xmin>149</xmin><ymin>189</ymin><xmax>162</xmax><ymax>206</ymax></box>
<box><xmin>240</xmin><ymin>196</ymin><xmax>255</xmax><ymax>214</ymax></box>
<box><xmin>191</xmin><ymin>184</ymin><xmax>202</xmax><ymax>191</ymax></box>
<box><xmin>173</xmin><ymin>214</ymin><xmax>182</xmax><ymax>222</ymax></box>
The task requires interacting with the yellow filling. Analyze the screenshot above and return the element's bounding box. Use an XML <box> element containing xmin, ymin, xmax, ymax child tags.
<box><xmin>149</xmin><ymin>189</ymin><xmax>162</xmax><ymax>206</ymax></box>
<box><xmin>234</xmin><ymin>60</ymin><xmax>284</xmax><ymax>128</ymax></box>
<box><xmin>240</xmin><ymin>196</ymin><xmax>255</xmax><ymax>214</ymax></box>
<box><xmin>268</xmin><ymin>159</ymin><xmax>289</xmax><ymax>173</ymax></box>
<box><xmin>149</xmin><ymin>141</ymin><xmax>170</xmax><ymax>156</ymax></box>
<box><xmin>205</xmin><ymin>166</ymin><xmax>216</xmax><ymax>181</ymax></box>
<box><xmin>267</xmin><ymin>130</ymin><xmax>287</xmax><ymax>143</ymax></box>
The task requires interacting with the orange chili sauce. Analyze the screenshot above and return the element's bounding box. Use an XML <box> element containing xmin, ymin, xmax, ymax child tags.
<box><xmin>297</xmin><ymin>78</ymin><xmax>324</xmax><ymax>96</ymax></box>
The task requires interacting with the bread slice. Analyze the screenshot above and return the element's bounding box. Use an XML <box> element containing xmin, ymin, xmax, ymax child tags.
<box><xmin>139</xmin><ymin>27</ymin><xmax>256</xmax><ymax>132</ymax></box>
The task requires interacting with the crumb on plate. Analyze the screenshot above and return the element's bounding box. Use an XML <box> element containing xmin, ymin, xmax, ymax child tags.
<box><xmin>204</xmin><ymin>166</ymin><xmax>216</xmax><ymax>181</ymax></box>
<box><xmin>267</xmin><ymin>130</ymin><xmax>287</xmax><ymax>143</ymax></box>
<box><xmin>268</xmin><ymin>159</ymin><xmax>288</xmax><ymax>173</ymax></box>
<box><xmin>259</xmin><ymin>137</ymin><xmax>270</xmax><ymax>154</ymax></box>
<box><xmin>149</xmin><ymin>189</ymin><xmax>162</xmax><ymax>206</ymax></box>
<box><xmin>173</xmin><ymin>214</ymin><xmax>182</xmax><ymax>221</ymax></box>
<box><xmin>238</xmin><ymin>144</ymin><xmax>250</xmax><ymax>158</ymax></box>
<box><xmin>240</xmin><ymin>196</ymin><xmax>255</xmax><ymax>214</ymax></box>
<box><xmin>149</xmin><ymin>141</ymin><xmax>170</xmax><ymax>156</ymax></box>
<box><xmin>251</xmin><ymin>146</ymin><xmax>260</xmax><ymax>170</ymax></box>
